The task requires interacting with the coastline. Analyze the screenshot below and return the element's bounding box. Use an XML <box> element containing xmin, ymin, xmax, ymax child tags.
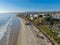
<box><xmin>0</xmin><ymin>17</ymin><xmax>13</xmax><ymax>45</ymax></box>
<box><xmin>8</xmin><ymin>17</ymin><xmax>20</xmax><ymax>45</ymax></box>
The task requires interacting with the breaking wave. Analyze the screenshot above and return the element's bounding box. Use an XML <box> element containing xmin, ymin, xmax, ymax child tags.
<box><xmin>0</xmin><ymin>17</ymin><xmax>13</xmax><ymax>40</ymax></box>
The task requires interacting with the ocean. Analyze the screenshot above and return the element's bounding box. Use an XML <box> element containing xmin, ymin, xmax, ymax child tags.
<box><xmin>0</xmin><ymin>13</ymin><xmax>17</xmax><ymax>45</ymax></box>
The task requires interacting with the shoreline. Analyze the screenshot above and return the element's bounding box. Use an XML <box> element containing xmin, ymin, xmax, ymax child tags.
<box><xmin>0</xmin><ymin>17</ymin><xmax>13</xmax><ymax>45</ymax></box>
<box><xmin>8</xmin><ymin>17</ymin><xmax>20</xmax><ymax>45</ymax></box>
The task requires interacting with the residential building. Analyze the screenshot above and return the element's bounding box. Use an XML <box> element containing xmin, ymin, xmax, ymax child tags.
<box><xmin>52</xmin><ymin>13</ymin><xmax>60</xmax><ymax>19</ymax></box>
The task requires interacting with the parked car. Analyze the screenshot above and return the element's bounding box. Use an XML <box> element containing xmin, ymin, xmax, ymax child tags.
<box><xmin>36</xmin><ymin>34</ymin><xmax>44</xmax><ymax>39</ymax></box>
<box><xmin>40</xmin><ymin>36</ymin><xmax>44</xmax><ymax>39</ymax></box>
<box><xmin>25</xmin><ymin>22</ymin><xmax>32</xmax><ymax>25</ymax></box>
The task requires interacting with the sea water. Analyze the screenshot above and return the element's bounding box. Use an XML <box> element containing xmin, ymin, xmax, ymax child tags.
<box><xmin>0</xmin><ymin>13</ymin><xmax>16</xmax><ymax>45</ymax></box>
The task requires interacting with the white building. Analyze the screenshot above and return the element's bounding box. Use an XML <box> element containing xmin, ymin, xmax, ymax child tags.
<box><xmin>52</xmin><ymin>13</ymin><xmax>60</xmax><ymax>19</ymax></box>
<box><xmin>30</xmin><ymin>14</ymin><xmax>32</xmax><ymax>17</ymax></box>
<box><xmin>29</xmin><ymin>14</ymin><xmax>38</xmax><ymax>20</ymax></box>
<box><xmin>33</xmin><ymin>14</ymin><xmax>38</xmax><ymax>18</ymax></box>
<box><xmin>40</xmin><ymin>14</ymin><xmax>45</xmax><ymax>15</ymax></box>
<box><xmin>39</xmin><ymin>14</ymin><xmax>47</xmax><ymax>18</ymax></box>
<box><xmin>29</xmin><ymin>14</ymin><xmax>33</xmax><ymax>20</ymax></box>
<box><xmin>30</xmin><ymin>17</ymin><xmax>33</xmax><ymax>20</ymax></box>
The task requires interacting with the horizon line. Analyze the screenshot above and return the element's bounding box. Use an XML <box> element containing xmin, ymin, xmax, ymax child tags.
<box><xmin>0</xmin><ymin>10</ymin><xmax>60</xmax><ymax>13</ymax></box>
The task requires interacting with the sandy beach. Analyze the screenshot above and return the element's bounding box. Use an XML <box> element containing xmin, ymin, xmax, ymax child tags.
<box><xmin>17</xmin><ymin>18</ymin><xmax>52</xmax><ymax>45</ymax></box>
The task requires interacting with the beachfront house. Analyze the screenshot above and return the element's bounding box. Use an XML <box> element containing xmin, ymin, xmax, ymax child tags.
<box><xmin>33</xmin><ymin>14</ymin><xmax>38</xmax><ymax>18</ymax></box>
<box><xmin>38</xmin><ymin>13</ymin><xmax>50</xmax><ymax>18</ymax></box>
<box><xmin>30</xmin><ymin>14</ymin><xmax>33</xmax><ymax>17</ymax></box>
<box><xmin>29</xmin><ymin>14</ymin><xmax>38</xmax><ymax>19</ymax></box>
<box><xmin>38</xmin><ymin>14</ymin><xmax>45</xmax><ymax>18</ymax></box>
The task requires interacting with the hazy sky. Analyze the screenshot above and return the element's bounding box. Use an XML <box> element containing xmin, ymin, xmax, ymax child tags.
<box><xmin>0</xmin><ymin>0</ymin><xmax>60</xmax><ymax>13</ymax></box>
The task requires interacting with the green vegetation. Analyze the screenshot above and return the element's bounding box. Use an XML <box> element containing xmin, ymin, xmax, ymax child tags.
<box><xmin>17</xmin><ymin>14</ymin><xmax>60</xmax><ymax>45</ymax></box>
<box><xmin>25</xmin><ymin>15</ymin><xmax>60</xmax><ymax>45</ymax></box>
<box><xmin>40</xmin><ymin>26</ymin><xmax>60</xmax><ymax>44</ymax></box>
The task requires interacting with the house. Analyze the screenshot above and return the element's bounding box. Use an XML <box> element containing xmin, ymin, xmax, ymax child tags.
<box><xmin>52</xmin><ymin>13</ymin><xmax>60</xmax><ymax>19</ymax></box>
<box><xmin>39</xmin><ymin>14</ymin><xmax>45</xmax><ymax>18</ymax></box>
<box><xmin>29</xmin><ymin>14</ymin><xmax>38</xmax><ymax>20</ymax></box>
<box><xmin>30</xmin><ymin>14</ymin><xmax>32</xmax><ymax>17</ymax></box>
<box><xmin>33</xmin><ymin>14</ymin><xmax>38</xmax><ymax>18</ymax></box>
<box><xmin>30</xmin><ymin>17</ymin><xmax>33</xmax><ymax>20</ymax></box>
<box><xmin>38</xmin><ymin>13</ymin><xmax>50</xmax><ymax>18</ymax></box>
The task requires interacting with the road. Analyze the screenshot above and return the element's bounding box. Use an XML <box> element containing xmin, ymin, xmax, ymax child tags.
<box><xmin>17</xmin><ymin>18</ymin><xmax>52</xmax><ymax>45</ymax></box>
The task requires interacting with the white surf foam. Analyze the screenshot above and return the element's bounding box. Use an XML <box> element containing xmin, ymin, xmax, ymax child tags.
<box><xmin>0</xmin><ymin>17</ymin><xmax>13</xmax><ymax>40</ymax></box>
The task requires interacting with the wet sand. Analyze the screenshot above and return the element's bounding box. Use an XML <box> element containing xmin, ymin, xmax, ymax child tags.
<box><xmin>8</xmin><ymin>17</ymin><xmax>20</xmax><ymax>45</ymax></box>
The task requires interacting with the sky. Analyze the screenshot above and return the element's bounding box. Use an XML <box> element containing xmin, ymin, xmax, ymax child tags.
<box><xmin>0</xmin><ymin>0</ymin><xmax>60</xmax><ymax>13</ymax></box>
